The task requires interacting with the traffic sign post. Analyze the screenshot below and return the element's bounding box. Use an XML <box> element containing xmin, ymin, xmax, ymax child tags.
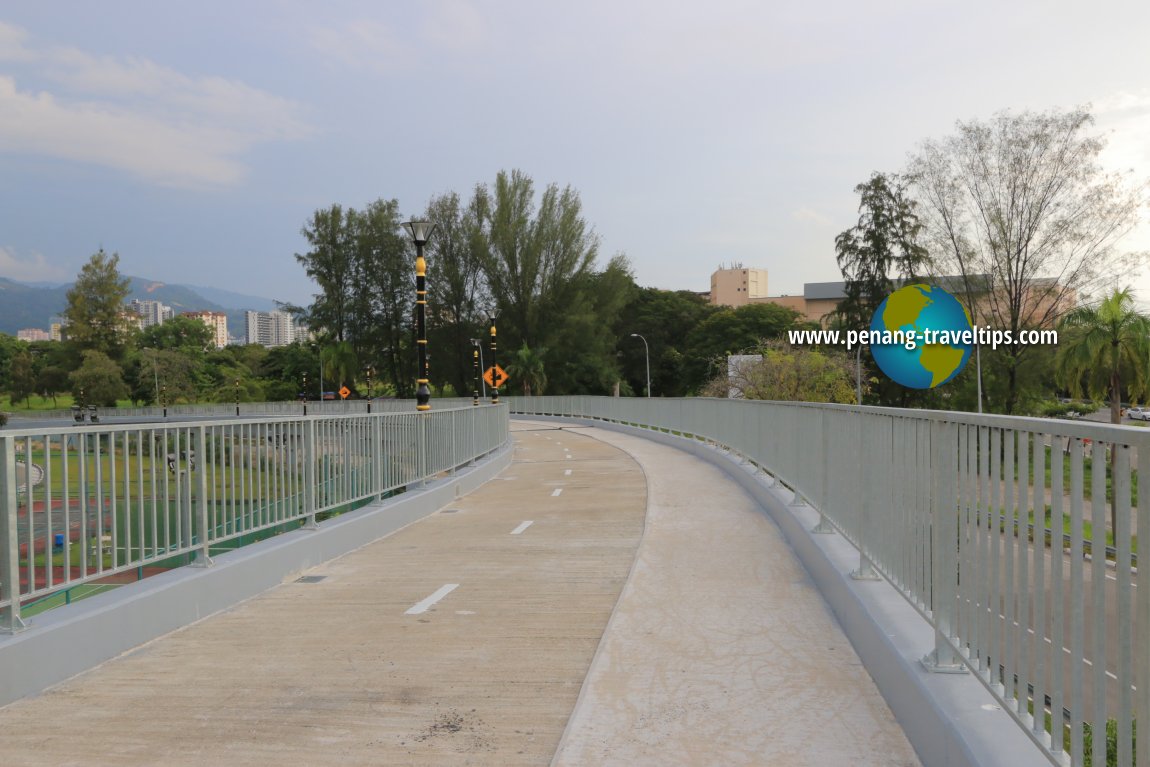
<box><xmin>483</xmin><ymin>365</ymin><xmax>508</xmax><ymax>389</ymax></box>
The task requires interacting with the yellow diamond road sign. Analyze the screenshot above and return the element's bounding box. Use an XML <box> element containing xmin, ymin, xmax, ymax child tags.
<box><xmin>483</xmin><ymin>365</ymin><xmax>508</xmax><ymax>388</ymax></box>
<box><xmin>339</xmin><ymin>385</ymin><xmax>351</xmax><ymax>400</ymax></box>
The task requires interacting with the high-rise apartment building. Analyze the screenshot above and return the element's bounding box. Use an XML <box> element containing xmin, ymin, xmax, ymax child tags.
<box><xmin>245</xmin><ymin>310</ymin><xmax>299</xmax><ymax>347</ymax></box>
<box><xmin>182</xmin><ymin>311</ymin><xmax>230</xmax><ymax>349</ymax></box>
<box><xmin>129</xmin><ymin>299</ymin><xmax>173</xmax><ymax>328</ymax></box>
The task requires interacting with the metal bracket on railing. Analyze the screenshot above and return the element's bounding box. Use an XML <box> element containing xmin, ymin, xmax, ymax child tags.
<box><xmin>788</xmin><ymin>491</ymin><xmax>807</xmax><ymax>508</ymax></box>
<box><xmin>812</xmin><ymin>513</ymin><xmax>835</xmax><ymax>534</ymax></box>
<box><xmin>920</xmin><ymin>647</ymin><xmax>969</xmax><ymax>674</ymax></box>
<box><xmin>850</xmin><ymin>561</ymin><xmax>881</xmax><ymax>581</ymax></box>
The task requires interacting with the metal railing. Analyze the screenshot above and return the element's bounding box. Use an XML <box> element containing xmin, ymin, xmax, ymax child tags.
<box><xmin>1</xmin><ymin>404</ymin><xmax>508</xmax><ymax>633</ymax></box>
<box><xmin>4</xmin><ymin>397</ymin><xmax>482</xmax><ymax>422</ymax></box>
<box><xmin>509</xmin><ymin>396</ymin><xmax>1149</xmax><ymax>767</ymax></box>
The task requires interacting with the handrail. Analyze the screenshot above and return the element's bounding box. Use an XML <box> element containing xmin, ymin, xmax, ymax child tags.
<box><xmin>1</xmin><ymin>404</ymin><xmax>509</xmax><ymax>633</ymax></box>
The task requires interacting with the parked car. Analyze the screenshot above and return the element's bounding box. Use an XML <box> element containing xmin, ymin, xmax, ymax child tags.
<box><xmin>1127</xmin><ymin>406</ymin><xmax>1150</xmax><ymax>421</ymax></box>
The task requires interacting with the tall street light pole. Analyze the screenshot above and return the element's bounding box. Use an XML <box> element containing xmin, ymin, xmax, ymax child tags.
<box><xmin>472</xmin><ymin>346</ymin><xmax>480</xmax><ymax>406</ymax></box>
<box><xmin>404</xmin><ymin>220</ymin><xmax>437</xmax><ymax>412</ymax></box>
<box><xmin>489</xmin><ymin>316</ymin><xmax>499</xmax><ymax>405</ymax></box>
<box><xmin>630</xmin><ymin>333</ymin><xmax>650</xmax><ymax>397</ymax></box>
<box><xmin>471</xmin><ymin>338</ymin><xmax>486</xmax><ymax>398</ymax></box>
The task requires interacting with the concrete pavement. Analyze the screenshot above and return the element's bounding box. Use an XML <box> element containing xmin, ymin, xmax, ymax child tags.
<box><xmin>0</xmin><ymin>420</ymin><xmax>917</xmax><ymax>766</ymax></box>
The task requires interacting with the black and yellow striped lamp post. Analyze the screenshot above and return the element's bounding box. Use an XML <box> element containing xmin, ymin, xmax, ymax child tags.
<box><xmin>403</xmin><ymin>220</ymin><xmax>437</xmax><ymax>412</ymax></box>
<box><xmin>489</xmin><ymin>316</ymin><xmax>499</xmax><ymax>404</ymax></box>
<box><xmin>472</xmin><ymin>345</ymin><xmax>480</xmax><ymax>406</ymax></box>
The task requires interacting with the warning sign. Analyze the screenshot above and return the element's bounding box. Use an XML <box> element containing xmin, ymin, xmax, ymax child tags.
<box><xmin>483</xmin><ymin>365</ymin><xmax>509</xmax><ymax>388</ymax></box>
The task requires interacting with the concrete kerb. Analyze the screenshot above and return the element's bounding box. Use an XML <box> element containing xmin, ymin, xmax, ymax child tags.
<box><xmin>0</xmin><ymin>442</ymin><xmax>513</xmax><ymax>709</ymax></box>
<box><xmin>513</xmin><ymin>414</ymin><xmax>1039</xmax><ymax>767</ymax></box>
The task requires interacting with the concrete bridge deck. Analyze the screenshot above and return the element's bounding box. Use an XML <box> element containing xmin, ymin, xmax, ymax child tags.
<box><xmin>0</xmin><ymin>421</ymin><xmax>918</xmax><ymax>766</ymax></box>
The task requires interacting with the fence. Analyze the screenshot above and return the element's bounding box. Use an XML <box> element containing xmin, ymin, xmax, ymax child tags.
<box><xmin>9</xmin><ymin>397</ymin><xmax>482</xmax><ymax>422</ymax></box>
<box><xmin>509</xmin><ymin>395</ymin><xmax>1149</xmax><ymax>767</ymax></box>
<box><xmin>1</xmin><ymin>403</ymin><xmax>508</xmax><ymax>632</ymax></box>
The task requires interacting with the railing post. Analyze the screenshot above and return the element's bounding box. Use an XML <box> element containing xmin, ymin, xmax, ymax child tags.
<box><xmin>1</xmin><ymin>435</ymin><xmax>28</xmax><ymax>633</ymax></box>
<box><xmin>417</xmin><ymin>413</ymin><xmax>428</xmax><ymax>488</ymax></box>
<box><xmin>192</xmin><ymin>426</ymin><xmax>213</xmax><ymax>567</ymax></box>
<box><xmin>304</xmin><ymin>418</ymin><xmax>319</xmax><ymax>526</ymax></box>
<box><xmin>450</xmin><ymin>410</ymin><xmax>457</xmax><ymax>475</ymax></box>
<box><xmin>851</xmin><ymin>412</ymin><xmax>880</xmax><ymax>579</ymax></box>
<box><xmin>371</xmin><ymin>414</ymin><xmax>383</xmax><ymax>501</ymax></box>
<box><xmin>812</xmin><ymin>407</ymin><xmax>834</xmax><ymax>534</ymax></box>
<box><xmin>922</xmin><ymin>419</ymin><xmax>966</xmax><ymax>673</ymax></box>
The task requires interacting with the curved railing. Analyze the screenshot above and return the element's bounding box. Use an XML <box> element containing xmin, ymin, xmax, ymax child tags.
<box><xmin>1</xmin><ymin>404</ymin><xmax>508</xmax><ymax>631</ymax></box>
<box><xmin>2</xmin><ymin>397</ymin><xmax>481</xmax><ymax>422</ymax></box>
<box><xmin>509</xmin><ymin>395</ymin><xmax>1149</xmax><ymax>767</ymax></box>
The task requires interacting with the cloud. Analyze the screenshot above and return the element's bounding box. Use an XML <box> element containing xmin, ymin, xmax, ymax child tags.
<box><xmin>309</xmin><ymin>18</ymin><xmax>414</xmax><ymax>75</ymax></box>
<box><xmin>0</xmin><ymin>247</ymin><xmax>69</xmax><ymax>282</ymax></box>
<box><xmin>0</xmin><ymin>22</ymin><xmax>311</xmax><ymax>187</ymax></box>
<box><xmin>309</xmin><ymin>2</ymin><xmax>489</xmax><ymax>74</ymax></box>
<box><xmin>1094</xmin><ymin>90</ymin><xmax>1150</xmax><ymax>176</ymax></box>
<box><xmin>792</xmin><ymin>207</ymin><xmax>835</xmax><ymax>227</ymax></box>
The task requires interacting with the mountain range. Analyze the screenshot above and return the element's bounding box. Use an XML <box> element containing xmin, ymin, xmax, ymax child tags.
<box><xmin>0</xmin><ymin>277</ymin><xmax>281</xmax><ymax>338</ymax></box>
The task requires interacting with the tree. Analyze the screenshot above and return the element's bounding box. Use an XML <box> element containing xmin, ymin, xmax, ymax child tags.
<box><xmin>63</xmin><ymin>249</ymin><xmax>133</xmax><ymax>361</ymax></box>
<box><xmin>545</xmin><ymin>254</ymin><xmax>635</xmax><ymax>394</ymax></box>
<box><xmin>297</xmin><ymin>200</ymin><xmax>415</xmax><ymax>397</ymax></box>
<box><xmin>128</xmin><ymin>348</ymin><xmax>202</xmax><ymax>405</ymax></box>
<box><xmin>322</xmin><ymin>341</ymin><xmax>358</xmax><ymax>392</ymax></box>
<box><xmin>479</xmin><ymin>170</ymin><xmax>600</xmax><ymax>354</ymax></box>
<box><xmin>296</xmin><ymin>205</ymin><xmax>354</xmax><ymax>344</ymax></box>
<box><xmin>140</xmin><ymin>316</ymin><xmax>214</xmax><ymax>355</ymax></box>
<box><xmin>37</xmin><ymin>366</ymin><xmax>70</xmax><ymax>407</ymax></box>
<box><xmin>614</xmin><ymin>288</ymin><xmax>716</xmax><ymax>397</ymax></box>
<box><xmin>8</xmin><ymin>349</ymin><xmax>36</xmax><ymax>405</ymax></box>
<box><xmin>425</xmin><ymin>190</ymin><xmax>489</xmax><ymax>396</ymax></box>
<box><xmin>1056</xmin><ymin>288</ymin><xmax>1150</xmax><ymax>537</ymax></box>
<box><xmin>506</xmin><ymin>344</ymin><xmax>547</xmax><ymax>396</ymax></box>
<box><xmin>908</xmin><ymin>107</ymin><xmax>1149</xmax><ymax>413</ymax></box>
<box><xmin>683</xmin><ymin>303</ymin><xmax>807</xmax><ymax>392</ymax></box>
<box><xmin>352</xmin><ymin>199</ymin><xmax>416</xmax><ymax>397</ymax></box>
<box><xmin>834</xmin><ymin>172</ymin><xmax>929</xmax><ymax>330</ymax></box>
<box><xmin>1056</xmin><ymin>288</ymin><xmax>1150</xmax><ymax>425</ymax></box>
<box><xmin>702</xmin><ymin>341</ymin><xmax>858</xmax><ymax>403</ymax></box>
<box><xmin>70</xmin><ymin>350</ymin><xmax>129</xmax><ymax>407</ymax></box>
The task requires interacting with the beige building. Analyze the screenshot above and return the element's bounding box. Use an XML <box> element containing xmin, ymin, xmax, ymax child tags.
<box><xmin>708</xmin><ymin>267</ymin><xmax>1073</xmax><ymax>329</ymax></box>
<box><xmin>709</xmin><ymin>267</ymin><xmax>771</xmax><ymax>307</ymax></box>
<box><xmin>708</xmin><ymin>267</ymin><xmax>842</xmax><ymax>323</ymax></box>
<box><xmin>182</xmin><ymin>311</ymin><xmax>229</xmax><ymax>349</ymax></box>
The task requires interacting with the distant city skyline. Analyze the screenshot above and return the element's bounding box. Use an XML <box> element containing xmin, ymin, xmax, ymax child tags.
<box><xmin>1</xmin><ymin>2</ymin><xmax>1148</xmax><ymax>308</ymax></box>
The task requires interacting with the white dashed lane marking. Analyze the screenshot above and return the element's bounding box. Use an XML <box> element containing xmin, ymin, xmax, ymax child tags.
<box><xmin>405</xmin><ymin>584</ymin><xmax>459</xmax><ymax>615</ymax></box>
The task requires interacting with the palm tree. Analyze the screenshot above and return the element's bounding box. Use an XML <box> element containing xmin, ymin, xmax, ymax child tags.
<box><xmin>322</xmin><ymin>341</ymin><xmax>359</xmax><ymax>394</ymax></box>
<box><xmin>1056</xmin><ymin>288</ymin><xmax>1150</xmax><ymax>425</ymax></box>
<box><xmin>1056</xmin><ymin>288</ymin><xmax>1150</xmax><ymax>535</ymax></box>
<box><xmin>506</xmin><ymin>344</ymin><xmax>547</xmax><ymax>397</ymax></box>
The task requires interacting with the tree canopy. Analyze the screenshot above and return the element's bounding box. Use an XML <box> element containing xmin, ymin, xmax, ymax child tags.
<box><xmin>63</xmin><ymin>249</ymin><xmax>132</xmax><ymax>362</ymax></box>
<box><xmin>908</xmin><ymin>106</ymin><xmax>1148</xmax><ymax>413</ymax></box>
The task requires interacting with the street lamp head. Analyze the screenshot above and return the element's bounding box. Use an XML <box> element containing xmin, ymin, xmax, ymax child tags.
<box><xmin>630</xmin><ymin>333</ymin><xmax>640</xmax><ymax>338</ymax></box>
<box><xmin>402</xmin><ymin>220</ymin><xmax>436</xmax><ymax>246</ymax></box>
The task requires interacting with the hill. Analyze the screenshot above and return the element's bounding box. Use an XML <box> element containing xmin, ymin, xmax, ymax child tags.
<box><xmin>0</xmin><ymin>276</ymin><xmax>277</xmax><ymax>339</ymax></box>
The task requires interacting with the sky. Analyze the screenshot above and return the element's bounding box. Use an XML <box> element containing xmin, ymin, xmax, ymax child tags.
<box><xmin>1</xmin><ymin>1</ymin><xmax>1149</xmax><ymax>309</ymax></box>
